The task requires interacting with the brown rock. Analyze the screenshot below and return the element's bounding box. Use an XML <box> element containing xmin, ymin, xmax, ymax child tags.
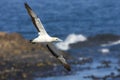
<box><xmin>0</xmin><ymin>32</ymin><xmax>72</xmax><ymax>65</ymax></box>
<box><xmin>0</xmin><ymin>32</ymin><xmax>7</xmax><ymax>36</ymax></box>
<box><xmin>0</xmin><ymin>32</ymin><xmax>73</xmax><ymax>80</ymax></box>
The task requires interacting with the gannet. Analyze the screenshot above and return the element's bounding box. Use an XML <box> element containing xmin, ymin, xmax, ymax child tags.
<box><xmin>24</xmin><ymin>3</ymin><xmax>71</xmax><ymax>71</ymax></box>
<box><xmin>24</xmin><ymin>3</ymin><xmax>62</xmax><ymax>43</ymax></box>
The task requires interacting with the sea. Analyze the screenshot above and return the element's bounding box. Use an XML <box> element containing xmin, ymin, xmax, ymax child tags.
<box><xmin>0</xmin><ymin>0</ymin><xmax>120</xmax><ymax>80</ymax></box>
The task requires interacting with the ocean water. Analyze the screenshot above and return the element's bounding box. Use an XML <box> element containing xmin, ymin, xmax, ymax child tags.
<box><xmin>0</xmin><ymin>0</ymin><xmax>120</xmax><ymax>80</ymax></box>
<box><xmin>0</xmin><ymin>0</ymin><xmax>120</xmax><ymax>39</ymax></box>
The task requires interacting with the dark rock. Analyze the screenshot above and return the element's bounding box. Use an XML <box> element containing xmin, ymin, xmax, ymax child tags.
<box><xmin>97</xmin><ymin>60</ymin><xmax>111</xmax><ymax>69</ymax></box>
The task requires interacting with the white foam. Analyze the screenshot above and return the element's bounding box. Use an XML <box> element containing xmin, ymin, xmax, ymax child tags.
<box><xmin>99</xmin><ymin>48</ymin><xmax>110</xmax><ymax>54</ymax></box>
<box><xmin>101</xmin><ymin>40</ymin><xmax>120</xmax><ymax>47</ymax></box>
<box><xmin>56</xmin><ymin>33</ymin><xmax>87</xmax><ymax>50</ymax></box>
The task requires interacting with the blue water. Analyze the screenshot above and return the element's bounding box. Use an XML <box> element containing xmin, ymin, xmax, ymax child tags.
<box><xmin>0</xmin><ymin>0</ymin><xmax>120</xmax><ymax>40</ymax></box>
<box><xmin>0</xmin><ymin>0</ymin><xmax>120</xmax><ymax>80</ymax></box>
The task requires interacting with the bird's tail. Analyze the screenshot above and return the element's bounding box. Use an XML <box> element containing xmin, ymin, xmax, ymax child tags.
<box><xmin>29</xmin><ymin>40</ymin><xmax>36</xmax><ymax>44</ymax></box>
<box><xmin>57</xmin><ymin>56</ymin><xmax>71</xmax><ymax>71</ymax></box>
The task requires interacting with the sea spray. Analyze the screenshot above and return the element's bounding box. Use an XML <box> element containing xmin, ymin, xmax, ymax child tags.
<box><xmin>56</xmin><ymin>33</ymin><xmax>87</xmax><ymax>50</ymax></box>
<box><xmin>99</xmin><ymin>48</ymin><xmax>110</xmax><ymax>54</ymax></box>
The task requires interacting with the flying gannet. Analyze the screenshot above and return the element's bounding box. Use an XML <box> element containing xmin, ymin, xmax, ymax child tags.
<box><xmin>24</xmin><ymin>3</ymin><xmax>71</xmax><ymax>71</ymax></box>
<box><xmin>24</xmin><ymin>3</ymin><xmax>62</xmax><ymax>43</ymax></box>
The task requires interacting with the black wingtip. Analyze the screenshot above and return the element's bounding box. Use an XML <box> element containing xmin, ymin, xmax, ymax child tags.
<box><xmin>24</xmin><ymin>2</ymin><xmax>27</xmax><ymax>5</ymax></box>
<box><xmin>24</xmin><ymin>2</ymin><xmax>28</xmax><ymax>7</ymax></box>
<box><xmin>24</xmin><ymin>2</ymin><xmax>32</xmax><ymax>10</ymax></box>
<box><xmin>63</xmin><ymin>63</ymin><xmax>71</xmax><ymax>71</ymax></box>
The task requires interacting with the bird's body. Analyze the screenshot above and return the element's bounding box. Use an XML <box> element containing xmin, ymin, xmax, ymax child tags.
<box><xmin>32</xmin><ymin>32</ymin><xmax>57</xmax><ymax>43</ymax></box>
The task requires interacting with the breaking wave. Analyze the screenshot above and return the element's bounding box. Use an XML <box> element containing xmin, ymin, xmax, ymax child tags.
<box><xmin>56</xmin><ymin>33</ymin><xmax>87</xmax><ymax>50</ymax></box>
<box><xmin>101</xmin><ymin>40</ymin><xmax>120</xmax><ymax>47</ymax></box>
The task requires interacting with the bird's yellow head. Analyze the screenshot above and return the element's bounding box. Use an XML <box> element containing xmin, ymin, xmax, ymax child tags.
<box><xmin>52</xmin><ymin>37</ymin><xmax>63</xmax><ymax>42</ymax></box>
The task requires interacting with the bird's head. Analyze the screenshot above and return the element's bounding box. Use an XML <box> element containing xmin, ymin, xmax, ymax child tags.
<box><xmin>52</xmin><ymin>37</ymin><xmax>63</xmax><ymax>42</ymax></box>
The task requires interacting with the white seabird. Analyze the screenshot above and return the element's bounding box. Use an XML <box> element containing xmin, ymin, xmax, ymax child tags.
<box><xmin>24</xmin><ymin>3</ymin><xmax>71</xmax><ymax>71</ymax></box>
<box><xmin>24</xmin><ymin>3</ymin><xmax>62</xmax><ymax>43</ymax></box>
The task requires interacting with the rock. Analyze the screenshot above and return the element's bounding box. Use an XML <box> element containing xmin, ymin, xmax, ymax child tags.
<box><xmin>0</xmin><ymin>32</ymin><xmax>71</xmax><ymax>62</ymax></box>
<box><xmin>0</xmin><ymin>32</ymin><xmax>73</xmax><ymax>80</ymax></box>
<box><xmin>0</xmin><ymin>32</ymin><xmax>7</xmax><ymax>36</ymax></box>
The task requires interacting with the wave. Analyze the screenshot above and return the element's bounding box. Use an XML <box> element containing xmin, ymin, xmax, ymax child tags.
<box><xmin>56</xmin><ymin>33</ymin><xmax>120</xmax><ymax>51</ymax></box>
<box><xmin>101</xmin><ymin>40</ymin><xmax>120</xmax><ymax>47</ymax></box>
<box><xmin>99</xmin><ymin>48</ymin><xmax>110</xmax><ymax>54</ymax></box>
<box><xmin>56</xmin><ymin>33</ymin><xmax>87</xmax><ymax>50</ymax></box>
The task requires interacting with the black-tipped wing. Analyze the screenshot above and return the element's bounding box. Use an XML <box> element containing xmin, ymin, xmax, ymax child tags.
<box><xmin>47</xmin><ymin>43</ymin><xmax>71</xmax><ymax>71</ymax></box>
<box><xmin>24</xmin><ymin>3</ymin><xmax>48</xmax><ymax>35</ymax></box>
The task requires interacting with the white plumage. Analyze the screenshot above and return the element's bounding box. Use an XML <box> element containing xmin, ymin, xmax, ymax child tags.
<box><xmin>24</xmin><ymin>3</ymin><xmax>62</xmax><ymax>43</ymax></box>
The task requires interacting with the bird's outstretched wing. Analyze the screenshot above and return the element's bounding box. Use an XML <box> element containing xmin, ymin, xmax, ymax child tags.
<box><xmin>47</xmin><ymin>43</ymin><xmax>71</xmax><ymax>71</ymax></box>
<box><xmin>24</xmin><ymin>3</ymin><xmax>48</xmax><ymax>35</ymax></box>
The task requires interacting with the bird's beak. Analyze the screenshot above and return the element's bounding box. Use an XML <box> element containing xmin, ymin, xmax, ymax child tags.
<box><xmin>58</xmin><ymin>39</ymin><xmax>63</xmax><ymax>42</ymax></box>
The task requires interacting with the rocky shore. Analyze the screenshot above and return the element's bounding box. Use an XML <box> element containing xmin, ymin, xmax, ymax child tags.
<box><xmin>0</xmin><ymin>32</ymin><xmax>73</xmax><ymax>80</ymax></box>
